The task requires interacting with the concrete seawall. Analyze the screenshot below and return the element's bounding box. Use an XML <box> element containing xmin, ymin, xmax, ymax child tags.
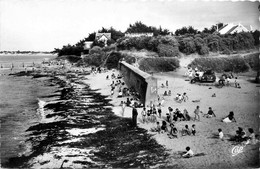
<box><xmin>118</xmin><ymin>61</ymin><xmax>158</xmax><ymax>106</ymax></box>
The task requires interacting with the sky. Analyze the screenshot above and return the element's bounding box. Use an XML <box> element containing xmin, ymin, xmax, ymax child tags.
<box><xmin>0</xmin><ymin>0</ymin><xmax>259</xmax><ymax>51</ymax></box>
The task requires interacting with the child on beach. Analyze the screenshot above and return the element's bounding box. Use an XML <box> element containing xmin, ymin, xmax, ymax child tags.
<box><xmin>194</xmin><ymin>106</ymin><xmax>201</xmax><ymax>121</ymax></box>
<box><xmin>121</xmin><ymin>101</ymin><xmax>126</xmax><ymax>117</ymax></box>
<box><xmin>157</xmin><ymin>103</ymin><xmax>162</xmax><ymax>118</ymax></box>
<box><xmin>182</xmin><ymin>147</ymin><xmax>194</xmax><ymax>158</ymax></box>
<box><xmin>247</xmin><ymin>128</ymin><xmax>257</xmax><ymax>144</ymax></box>
<box><xmin>218</xmin><ymin>128</ymin><xmax>224</xmax><ymax>140</ymax></box>
<box><xmin>160</xmin><ymin>97</ymin><xmax>165</xmax><ymax>106</ymax></box>
<box><xmin>222</xmin><ymin>111</ymin><xmax>236</xmax><ymax>123</ymax></box>
<box><xmin>150</xmin><ymin>122</ymin><xmax>161</xmax><ymax>133</ymax></box>
<box><xmin>191</xmin><ymin>124</ymin><xmax>196</xmax><ymax>136</ymax></box>
<box><xmin>183</xmin><ymin>109</ymin><xmax>191</xmax><ymax>121</ymax></box>
<box><xmin>168</xmin><ymin>123</ymin><xmax>178</xmax><ymax>139</ymax></box>
<box><xmin>182</xmin><ymin>92</ymin><xmax>189</xmax><ymax>102</ymax></box>
<box><xmin>203</xmin><ymin>107</ymin><xmax>216</xmax><ymax>118</ymax></box>
<box><xmin>182</xmin><ymin>125</ymin><xmax>191</xmax><ymax>136</ymax></box>
<box><xmin>141</xmin><ymin>107</ymin><xmax>147</xmax><ymax>123</ymax></box>
<box><xmin>161</xmin><ymin>121</ymin><xmax>168</xmax><ymax>133</ymax></box>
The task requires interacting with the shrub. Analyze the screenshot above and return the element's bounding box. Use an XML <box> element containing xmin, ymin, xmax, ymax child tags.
<box><xmin>188</xmin><ymin>56</ymin><xmax>250</xmax><ymax>73</ymax></box>
<box><xmin>83</xmin><ymin>53</ymin><xmax>105</xmax><ymax>67</ymax></box>
<box><xmin>105</xmin><ymin>52</ymin><xmax>136</xmax><ymax>69</ymax></box>
<box><xmin>179</xmin><ymin>37</ymin><xmax>196</xmax><ymax>55</ymax></box>
<box><xmin>243</xmin><ymin>52</ymin><xmax>260</xmax><ymax>71</ymax></box>
<box><xmin>89</xmin><ymin>46</ymin><xmax>103</xmax><ymax>54</ymax></box>
<box><xmin>199</xmin><ymin>45</ymin><xmax>209</xmax><ymax>55</ymax></box>
<box><xmin>157</xmin><ymin>44</ymin><xmax>179</xmax><ymax>57</ymax></box>
<box><xmin>138</xmin><ymin>57</ymin><xmax>180</xmax><ymax>72</ymax></box>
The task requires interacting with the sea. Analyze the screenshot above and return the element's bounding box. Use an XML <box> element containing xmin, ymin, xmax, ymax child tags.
<box><xmin>0</xmin><ymin>54</ymin><xmax>57</xmax><ymax>164</ymax></box>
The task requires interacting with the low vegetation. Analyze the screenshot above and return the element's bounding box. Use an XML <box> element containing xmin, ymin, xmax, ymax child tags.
<box><xmin>138</xmin><ymin>57</ymin><xmax>180</xmax><ymax>73</ymax></box>
<box><xmin>243</xmin><ymin>52</ymin><xmax>260</xmax><ymax>71</ymax></box>
<box><xmin>189</xmin><ymin>56</ymin><xmax>251</xmax><ymax>73</ymax></box>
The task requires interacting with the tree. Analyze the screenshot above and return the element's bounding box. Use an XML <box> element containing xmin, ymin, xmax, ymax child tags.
<box><xmin>175</xmin><ymin>26</ymin><xmax>198</xmax><ymax>36</ymax></box>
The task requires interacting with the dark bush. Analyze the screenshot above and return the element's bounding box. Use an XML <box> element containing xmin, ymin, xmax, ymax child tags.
<box><xmin>89</xmin><ymin>46</ymin><xmax>103</xmax><ymax>54</ymax></box>
<box><xmin>138</xmin><ymin>57</ymin><xmax>180</xmax><ymax>72</ymax></box>
<box><xmin>178</xmin><ymin>37</ymin><xmax>196</xmax><ymax>55</ymax></box>
<box><xmin>105</xmin><ymin>52</ymin><xmax>136</xmax><ymax>69</ymax></box>
<box><xmin>243</xmin><ymin>52</ymin><xmax>260</xmax><ymax>71</ymax></box>
<box><xmin>157</xmin><ymin>44</ymin><xmax>179</xmax><ymax>57</ymax></box>
<box><xmin>189</xmin><ymin>56</ymin><xmax>250</xmax><ymax>73</ymax></box>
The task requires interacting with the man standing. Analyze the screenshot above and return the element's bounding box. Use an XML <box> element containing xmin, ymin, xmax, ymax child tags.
<box><xmin>132</xmin><ymin>104</ymin><xmax>138</xmax><ymax>127</ymax></box>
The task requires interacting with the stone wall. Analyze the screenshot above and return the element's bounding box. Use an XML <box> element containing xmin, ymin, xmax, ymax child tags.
<box><xmin>119</xmin><ymin>61</ymin><xmax>157</xmax><ymax>106</ymax></box>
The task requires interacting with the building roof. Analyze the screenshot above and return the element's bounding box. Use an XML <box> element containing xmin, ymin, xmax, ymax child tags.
<box><xmin>218</xmin><ymin>23</ymin><xmax>249</xmax><ymax>35</ymax></box>
<box><xmin>95</xmin><ymin>33</ymin><xmax>111</xmax><ymax>41</ymax></box>
<box><xmin>120</xmin><ymin>61</ymin><xmax>152</xmax><ymax>80</ymax></box>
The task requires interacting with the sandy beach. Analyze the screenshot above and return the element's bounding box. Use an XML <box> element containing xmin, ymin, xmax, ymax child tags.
<box><xmin>85</xmin><ymin>56</ymin><xmax>259</xmax><ymax>168</ymax></box>
<box><xmin>2</xmin><ymin>56</ymin><xmax>259</xmax><ymax>168</ymax></box>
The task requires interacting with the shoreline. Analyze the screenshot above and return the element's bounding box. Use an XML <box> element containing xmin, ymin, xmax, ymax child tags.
<box><xmin>2</xmin><ymin>66</ymin><xmax>171</xmax><ymax>168</ymax></box>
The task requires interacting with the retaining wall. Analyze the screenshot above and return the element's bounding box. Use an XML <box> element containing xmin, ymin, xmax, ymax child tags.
<box><xmin>118</xmin><ymin>61</ymin><xmax>158</xmax><ymax>106</ymax></box>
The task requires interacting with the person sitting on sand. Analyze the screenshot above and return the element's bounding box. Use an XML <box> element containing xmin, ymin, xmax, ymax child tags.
<box><xmin>161</xmin><ymin>83</ymin><xmax>165</xmax><ymax>88</ymax></box>
<box><xmin>182</xmin><ymin>125</ymin><xmax>191</xmax><ymax>136</ymax></box>
<box><xmin>191</xmin><ymin>124</ymin><xmax>196</xmax><ymax>136</ymax></box>
<box><xmin>237</xmin><ymin>83</ymin><xmax>241</xmax><ymax>89</ymax></box>
<box><xmin>182</xmin><ymin>146</ymin><xmax>194</xmax><ymax>158</ymax></box>
<box><xmin>118</xmin><ymin>89</ymin><xmax>123</xmax><ymax>98</ymax></box>
<box><xmin>150</xmin><ymin>121</ymin><xmax>161</xmax><ymax>133</ymax></box>
<box><xmin>212</xmin><ymin>93</ymin><xmax>216</xmax><ymax>97</ymax></box>
<box><xmin>168</xmin><ymin>90</ymin><xmax>171</xmax><ymax>96</ymax></box>
<box><xmin>161</xmin><ymin>121</ymin><xmax>168</xmax><ymax>133</ymax></box>
<box><xmin>218</xmin><ymin>128</ymin><xmax>224</xmax><ymax>140</ymax></box>
<box><xmin>183</xmin><ymin>109</ymin><xmax>191</xmax><ymax>121</ymax></box>
<box><xmin>176</xmin><ymin>108</ymin><xmax>185</xmax><ymax>121</ymax></box>
<box><xmin>246</xmin><ymin>128</ymin><xmax>257</xmax><ymax>144</ymax></box>
<box><xmin>168</xmin><ymin>123</ymin><xmax>178</xmax><ymax>139</ymax></box>
<box><xmin>163</xmin><ymin>91</ymin><xmax>168</xmax><ymax>96</ymax></box>
<box><xmin>234</xmin><ymin>127</ymin><xmax>247</xmax><ymax>142</ymax></box>
<box><xmin>182</xmin><ymin>92</ymin><xmax>189</xmax><ymax>102</ymax></box>
<box><xmin>177</xmin><ymin>94</ymin><xmax>182</xmax><ymax>102</ymax></box>
<box><xmin>222</xmin><ymin>111</ymin><xmax>236</xmax><ymax>123</ymax></box>
<box><xmin>203</xmin><ymin>107</ymin><xmax>216</xmax><ymax>118</ymax></box>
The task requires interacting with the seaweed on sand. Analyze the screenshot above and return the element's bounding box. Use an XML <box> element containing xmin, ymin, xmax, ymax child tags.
<box><xmin>4</xmin><ymin>71</ymin><xmax>171</xmax><ymax>168</ymax></box>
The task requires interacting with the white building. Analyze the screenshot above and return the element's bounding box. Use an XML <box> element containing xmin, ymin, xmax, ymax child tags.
<box><xmin>125</xmin><ymin>32</ymin><xmax>154</xmax><ymax>38</ymax></box>
<box><xmin>95</xmin><ymin>33</ymin><xmax>111</xmax><ymax>46</ymax></box>
<box><xmin>218</xmin><ymin>23</ymin><xmax>251</xmax><ymax>35</ymax></box>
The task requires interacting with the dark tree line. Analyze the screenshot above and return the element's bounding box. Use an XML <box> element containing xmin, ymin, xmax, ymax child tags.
<box><xmin>54</xmin><ymin>21</ymin><xmax>259</xmax><ymax>56</ymax></box>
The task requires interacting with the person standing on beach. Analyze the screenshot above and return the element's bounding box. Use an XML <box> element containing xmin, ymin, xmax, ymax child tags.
<box><xmin>157</xmin><ymin>103</ymin><xmax>162</xmax><ymax>118</ymax></box>
<box><xmin>132</xmin><ymin>104</ymin><xmax>138</xmax><ymax>127</ymax></box>
<box><xmin>121</xmin><ymin>101</ymin><xmax>126</xmax><ymax>117</ymax></box>
<box><xmin>194</xmin><ymin>106</ymin><xmax>201</xmax><ymax>121</ymax></box>
<box><xmin>141</xmin><ymin>107</ymin><xmax>147</xmax><ymax>123</ymax></box>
